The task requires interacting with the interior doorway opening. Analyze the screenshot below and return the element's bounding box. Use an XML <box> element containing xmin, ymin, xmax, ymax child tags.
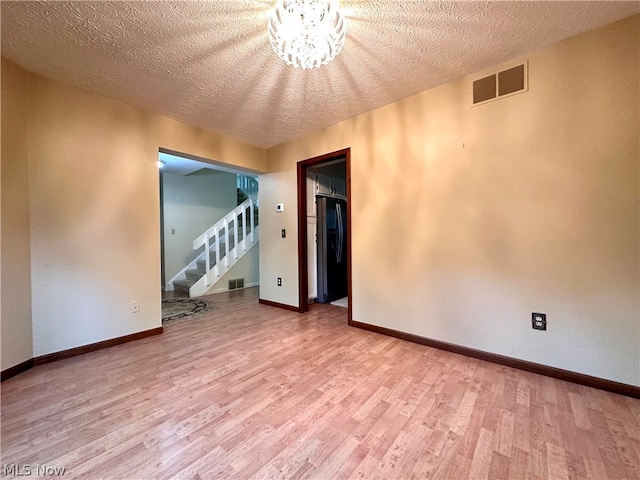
<box><xmin>297</xmin><ymin>148</ymin><xmax>352</xmax><ymax>322</ymax></box>
<box><xmin>159</xmin><ymin>148</ymin><xmax>261</xmax><ymax>300</ymax></box>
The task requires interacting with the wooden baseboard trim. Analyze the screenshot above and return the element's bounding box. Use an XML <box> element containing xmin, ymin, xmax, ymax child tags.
<box><xmin>33</xmin><ymin>327</ymin><xmax>164</xmax><ymax>366</ymax></box>
<box><xmin>259</xmin><ymin>298</ymin><xmax>302</xmax><ymax>313</ymax></box>
<box><xmin>1</xmin><ymin>358</ymin><xmax>35</xmax><ymax>382</ymax></box>
<box><xmin>349</xmin><ymin>319</ymin><xmax>640</xmax><ymax>399</ymax></box>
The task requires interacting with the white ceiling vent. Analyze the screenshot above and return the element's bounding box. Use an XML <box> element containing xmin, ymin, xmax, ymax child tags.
<box><xmin>472</xmin><ymin>61</ymin><xmax>528</xmax><ymax>106</ymax></box>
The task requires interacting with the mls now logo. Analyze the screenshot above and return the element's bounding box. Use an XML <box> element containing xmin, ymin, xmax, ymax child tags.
<box><xmin>3</xmin><ymin>464</ymin><xmax>66</xmax><ymax>476</ymax></box>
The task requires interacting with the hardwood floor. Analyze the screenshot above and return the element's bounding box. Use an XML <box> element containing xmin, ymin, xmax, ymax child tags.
<box><xmin>2</xmin><ymin>287</ymin><xmax>639</xmax><ymax>479</ymax></box>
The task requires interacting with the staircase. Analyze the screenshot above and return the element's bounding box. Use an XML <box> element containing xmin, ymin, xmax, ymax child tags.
<box><xmin>168</xmin><ymin>193</ymin><xmax>259</xmax><ymax>297</ymax></box>
<box><xmin>236</xmin><ymin>174</ymin><xmax>258</xmax><ymax>205</ymax></box>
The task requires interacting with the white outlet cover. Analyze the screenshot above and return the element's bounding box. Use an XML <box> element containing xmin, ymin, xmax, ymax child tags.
<box><xmin>276</xmin><ymin>203</ymin><xmax>285</xmax><ymax>212</ymax></box>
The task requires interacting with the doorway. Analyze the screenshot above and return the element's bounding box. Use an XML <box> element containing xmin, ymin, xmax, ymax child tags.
<box><xmin>297</xmin><ymin>148</ymin><xmax>352</xmax><ymax>322</ymax></box>
<box><xmin>159</xmin><ymin>148</ymin><xmax>261</xmax><ymax>299</ymax></box>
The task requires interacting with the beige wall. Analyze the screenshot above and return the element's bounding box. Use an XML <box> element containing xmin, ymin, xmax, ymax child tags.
<box><xmin>2</xmin><ymin>17</ymin><xmax>637</xmax><ymax>386</ymax></box>
<box><xmin>1</xmin><ymin>58</ymin><xmax>34</xmax><ymax>370</ymax></box>
<box><xmin>1</xmin><ymin>59</ymin><xmax>266</xmax><ymax>359</ymax></box>
<box><xmin>262</xmin><ymin>16</ymin><xmax>640</xmax><ymax>386</ymax></box>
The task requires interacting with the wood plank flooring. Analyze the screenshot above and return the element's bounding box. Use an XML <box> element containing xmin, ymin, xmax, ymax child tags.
<box><xmin>2</xmin><ymin>287</ymin><xmax>639</xmax><ymax>479</ymax></box>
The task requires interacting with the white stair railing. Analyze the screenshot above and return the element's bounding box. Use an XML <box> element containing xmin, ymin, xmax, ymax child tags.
<box><xmin>237</xmin><ymin>175</ymin><xmax>258</xmax><ymax>199</ymax></box>
<box><xmin>166</xmin><ymin>195</ymin><xmax>259</xmax><ymax>297</ymax></box>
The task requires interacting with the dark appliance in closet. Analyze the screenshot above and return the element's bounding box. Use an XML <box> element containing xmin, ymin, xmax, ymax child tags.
<box><xmin>316</xmin><ymin>196</ymin><xmax>347</xmax><ymax>303</ymax></box>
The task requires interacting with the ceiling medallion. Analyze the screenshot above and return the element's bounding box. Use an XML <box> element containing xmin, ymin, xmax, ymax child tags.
<box><xmin>268</xmin><ymin>0</ymin><xmax>347</xmax><ymax>70</ymax></box>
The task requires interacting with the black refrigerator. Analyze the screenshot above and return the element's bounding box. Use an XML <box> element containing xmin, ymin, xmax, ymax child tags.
<box><xmin>316</xmin><ymin>196</ymin><xmax>347</xmax><ymax>303</ymax></box>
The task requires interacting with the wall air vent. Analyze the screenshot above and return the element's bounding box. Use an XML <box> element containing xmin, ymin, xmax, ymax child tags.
<box><xmin>472</xmin><ymin>61</ymin><xmax>528</xmax><ymax>106</ymax></box>
<box><xmin>473</xmin><ymin>74</ymin><xmax>497</xmax><ymax>104</ymax></box>
<box><xmin>228</xmin><ymin>278</ymin><xmax>244</xmax><ymax>290</ymax></box>
<box><xmin>498</xmin><ymin>64</ymin><xmax>525</xmax><ymax>96</ymax></box>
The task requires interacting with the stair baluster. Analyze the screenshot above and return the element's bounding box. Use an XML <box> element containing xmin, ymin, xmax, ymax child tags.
<box><xmin>166</xmin><ymin>194</ymin><xmax>259</xmax><ymax>297</ymax></box>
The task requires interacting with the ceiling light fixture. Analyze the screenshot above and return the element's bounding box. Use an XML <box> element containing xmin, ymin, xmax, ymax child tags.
<box><xmin>268</xmin><ymin>0</ymin><xmax>346</xmax><ymax>70</ymax></box>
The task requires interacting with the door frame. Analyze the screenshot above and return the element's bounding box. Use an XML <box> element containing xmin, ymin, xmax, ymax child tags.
<box><xmin>296</xmin><ymin>148</ymin><xmax>352</xmax><ymax>322</ymax></box>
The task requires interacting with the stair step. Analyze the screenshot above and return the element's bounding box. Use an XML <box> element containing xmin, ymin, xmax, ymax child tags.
<box><xmin>197</xmin><ymin>255</ymin><xmax>232</xmax><ymax>270</ymax></box>
<box><xmin>185</xmin><ymin>269</ymin><xmax>205</xmax><ymax>281</ymax></box>
<box><xmin>173</xmin><ymin>278</ymin><xmax>196</xmax><ymax>293</ymax></box>
<box><xmin>196</xmin><ymin>259</ymin><xmax>209</xmax><ymax>270</ymax></box>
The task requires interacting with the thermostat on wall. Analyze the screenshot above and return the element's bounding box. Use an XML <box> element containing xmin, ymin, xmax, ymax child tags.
<box><xmin>276</xmin><ymin>203</ymin><xmax>285</xmax><ymax>212</ymax></box>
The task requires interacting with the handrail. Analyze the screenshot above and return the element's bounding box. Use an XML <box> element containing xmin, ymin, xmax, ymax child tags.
<box><xmin>193</xmin><ymin>194</ymin><xmax>257</xmax><ymax>250</ymax></box>
<box><xmin>237</xmin><ymin>175</ymin><xmax>258</xmax><ymax>199</ymax></box>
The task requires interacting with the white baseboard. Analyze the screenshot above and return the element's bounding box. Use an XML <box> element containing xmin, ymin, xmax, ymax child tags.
<box><xmin>206</xmin><ymin>282</ymin><xmax>259</xmax><ymax>295</ymax></box>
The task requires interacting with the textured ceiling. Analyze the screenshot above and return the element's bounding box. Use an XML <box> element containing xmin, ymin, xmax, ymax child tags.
<box><xmin>2</xmin><ymin>1</ymin><xmax>639</xmax><ymax>148</ymax></box>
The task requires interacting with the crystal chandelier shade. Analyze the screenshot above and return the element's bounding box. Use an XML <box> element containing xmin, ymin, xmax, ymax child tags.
<box><xmin>268</xmin><ymin>0</ymin><xmax>347</xmax><ymax>70</ymax></box>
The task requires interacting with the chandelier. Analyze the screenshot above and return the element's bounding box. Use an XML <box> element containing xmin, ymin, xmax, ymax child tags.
<box><xmin>268</xmin><ymin>0</ymin><xmax>347</xmax><ymax>70</ymax></box>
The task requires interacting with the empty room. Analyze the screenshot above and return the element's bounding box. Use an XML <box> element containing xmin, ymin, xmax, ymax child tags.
<box><xmin>1</xmin><ymin>1</ymin><xmax>639</xmax><ymax>479</ymax></box>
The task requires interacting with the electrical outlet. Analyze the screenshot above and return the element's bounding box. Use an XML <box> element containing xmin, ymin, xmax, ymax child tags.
<box><xmin>132</xmin><ymin>301</ymin><xmax>140</xmax><ymax>313</ymax></box>
<box><xmin>277</xmin><ymin>277</ymin><xmax>282</xmax><ymax>286</ymax></box>
<box><xmin>281</xmin><ymin>229</ymin><xmax>286</xmax><ymax>238</ymax></box>
<box><xmin>532</xmin><ymin>312</ymin><xmax>546</xmax><ymax>330</ymax></box>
